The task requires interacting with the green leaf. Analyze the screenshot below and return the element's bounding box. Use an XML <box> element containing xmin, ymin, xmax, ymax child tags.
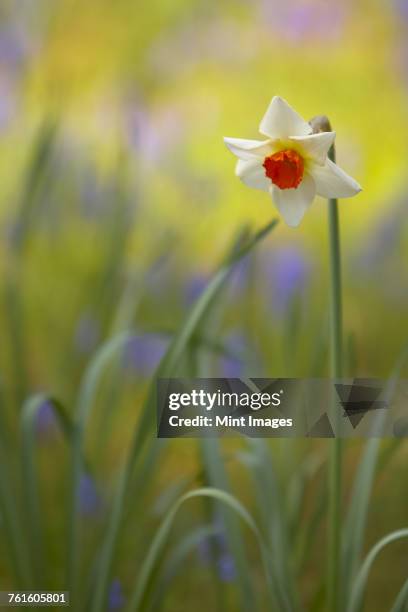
<box><xmin>124</xmin><ymin>487</ymin><xmax>276</xmax><ymax>612</ymax></box>
<box><xmin>0</xmin><ymin>437</ymin><xmax>32</xmax><ymax>588</ymax></box>
<box><xmin>145</xmin><ymin>523</ymin><xmax>219</xmax><ymax>612</ymax></box>
<box><xmin>21</xmin><ymin>393</ymin><xmax>88</xmax><ymax>589</ymax></box>
<box><xmin>347</xmin><ymin>529</ymin><xmax>408</xmax><ymax>612</ymax></box>
<box><xmin>90</xmin><ymin>219</ymin><xmax>278</xmax><ymax>612</ymax></box>
<box><xmin>238</xmin><ymin>439</ymin><xmax>296</xmax><ymax>611</ymax></box>
<box><xmin>14</xmin><ymin>118</ymin><xmax>58</xmax><ymax>257</ymax></box>
<box><xmin>390</xmin><ymin>578</ymin><xmax>408</xmax><ymax>612</ymax></box>
<box><xmin>341</xmin><ymin>346</ymin><xmax>408</xmax><ymax>609</ymax></box>
<box><xmin>200</xmin><ymin>438</ymin><xmax>258</xmax><ymax>612</ymax></box>
<box><xmin>67</xmin><ymin>331</ymin><xmax>133</xmax><ymax>604</ymax></box>
<box><xmin>20</xmin><ymin>394</ymin><xmax>48</xmax><ymax>584</ymax></box>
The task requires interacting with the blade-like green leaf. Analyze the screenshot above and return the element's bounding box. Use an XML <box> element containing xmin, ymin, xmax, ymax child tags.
<box><xmin>124</xmin><ymin>487</ymin><xmax>277</xmax><ymax>612</ymax></box>
<box><xmin>238</xmin><ymin>439</ymin><xmax>297</xmax><ymax>612</ymax></box>
<box><xmin>67</xmin><ymin>331</ymin><xmax>133</xmax><ymax>604</ymax></box>
<box><xmin>22</xmin><ymin>393</ymin><xmax>88</xmax><ymax>590</ymax></box>
<box><xmin>0</xmin><ymin>439</ymin><xmax>32</xmax><ymax>588</ymax></box>
<box><xmin>14</xmin><ymin>118</ymin><xmax>58</xmax><ymax>257</ymax></box>
<box><xmin>20</xmin><ymin>394</ymin><xmax>48</xmax><ymax>584</ymax></box>
<box><xmin>341</xmin><ymin>346</ymin><xmax>408</xmax><ymax>609</ymax></box>
<box><xmin>390</xmin><ymin>578</ymin><xmax>408</xmax><ymax>612</ymax></box>
<box><xmin>200</xmin><ymin>438</ymin><xmax>258</xmax><ymax>612</ymax></box>
<box><xmin>145</xmin><ymin>523</ymin><xmax>219</xmax><ymax>612</ymax></box>
<box><xmin>4</xmin><ymin>119</ymin><xmax>58</xmax><ymax>411</ymax></box>
<box><xmin>90</xmin><ymin>219</ymin><xmax>278</xmax><ymax>612</ymax></box>
<box><xmin>347</xmin><ymin>529</ymin><xmax>408</xmax><ymax>612</ymax></box>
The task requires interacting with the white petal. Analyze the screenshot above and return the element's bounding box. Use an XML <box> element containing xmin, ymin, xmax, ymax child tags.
<box><xmin>224</xmin><ymin>137</ymin><xmax>272</xmax><ymax>161</ymax></box>
<box><xmin>310</xmin><ymin>158</ymin><xmax>362</xmax><ymax>198</ymax></box>
<box><xmin>290</xmin><ymin>131</ymin><xmax>336</xmax><ymax>165</ymax></box>
<box><xmin>271</xmin><ymin>173</ymin><xmax>316</xmax><ymax>227</ymax></box>
<box><xmin>236</xmin><ymin>158</ymin><xmax>270</xmax><ymax>192</ymax></box>
<box><xmin>259</xmin><ymin>96</ymin><xmax>312</xmax><ymax>139</ymax></box>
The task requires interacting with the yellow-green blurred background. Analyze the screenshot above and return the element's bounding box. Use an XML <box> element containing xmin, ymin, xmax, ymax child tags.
<box><xmin>0</xmin><ymin>0</ymin><xmax>407</xmax><ymax>611</ymax></box>
<box><xmin>1</xmin><ymin>0</ymin><xmax>407</xmax><ymax>381</ymax></box>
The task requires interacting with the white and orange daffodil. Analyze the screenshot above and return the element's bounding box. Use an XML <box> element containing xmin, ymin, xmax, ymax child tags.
<box><xmin>224</xmin><ymin>96</ymin><xmax>361</xmax><ymax>227</ymax></box>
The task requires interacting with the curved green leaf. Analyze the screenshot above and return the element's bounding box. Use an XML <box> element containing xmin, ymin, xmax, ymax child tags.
<box><xmin>21</xmin><ymin>393</ymin><xmax>84</xmax><ymax>588</ymax></box>
<box><xmin>347</xmin><ymin>529</ymin><xmax>408</xmax><ymax>612</ymax></box>
<box><xmin>124</xmin><ymin>487</ymin><xmax>278</xmax><ymax>612</ymax></box>
<box><xmin>390</xmin><ymin>578</ymin><xmax>408</xmax><ymax>612</ymax></box>
<box><xmin>145</xmin><ymin>523</ymin><xmax>219</xmax><ymax>612</ymax></box>
<box><xmin>21</xmin><ymin>394</ymin><xmax>48</xmax><ymax>584</ymax></box>
<box><xmin>68</xmin><ymin>331</ymin><xmax>133</xmax><ymax>602</ymax></box>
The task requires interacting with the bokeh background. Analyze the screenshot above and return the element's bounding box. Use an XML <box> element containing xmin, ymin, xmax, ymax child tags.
<box><xmin>0</xmin><ymin>0</ymin><xmax>407</xmax><ymax>610</ymax></box>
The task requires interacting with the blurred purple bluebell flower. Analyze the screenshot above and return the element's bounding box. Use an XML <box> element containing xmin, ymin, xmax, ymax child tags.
<box><xmin>184</xmin><ymin>274</ymin><xmax>208</xmax><ymax>306</ymax></box>
<box><xmin>394</xmin><ymin>0</ymin><xmax>408</xmax><ymax>20</ymax></box>
<box><xmin>358</xmin><ymin>222</ymin><xmax>399</xmax><ymax>268</ymax></box>
<box><xmin>108</xmin><ymin>579</ymin><xmax>125</xmax><ymax>611</ymax></box>
<box><xmin>79</xmin><ymin>171</ymin><xmax>110</xmax><ymax>219</ymax></box>
<box><xmin>126</xmin><ymin>106</ymin><xmax>161</xmax><ymax>162</ymax></box>
<box><xmin>197</xmin><ymin>516</ymin><xmax>236</xmax><ymax>582</ymax></box>
<box><xmin>354</xmin><ymin>213</ymin><xmax>403</xmax><ymax>271</ymax></box>
<box><xmin>395</xmin><ymin>40</ymin><xmax>408</xmax><ymax>85</ymax></box>
<box><xmin>78</xmin><ymin>474</ymin><xmax>102</xmax><ymax>516</ymax></box>
<box><xmin>123</xmin><ymin>334</ymin><xmax>168</xmax><ymax>376</ymax></box>
<box><xmin>148</xmin><ymin>20</ymin><xmax>256</xmax><ymax>76</ymax></box>
<box><xmin>0</xmin><ymin>75</ymin><xmax>17</xmax><ymax>130</ymax></box>
<box><xmin>74</xmin><ymin>313</ymin><xmax>100</xmax><ymax>354</ymax></box>
<box><xmin>219</xmin><ymin>333</ymin><xmax>246</xmax><ymax>378</ymax></box>
<box><xmin>229</xmin><ymin>257</ymin><xmax>251</xmax><ymax>297</ymax></box>
<box><xmin>0</xmin><ymin>21</ymin><xmax>31</xmax><ymax>73</ymax></box>
<box><xmin>197</xmin><ymin>536</ymin><xmax>211</xmax><ymax>564</ymax></box>
<box><xmin>123</xmin><ymin>97</ymin><xmax>184</xmax><ymax>164</ymax></box>
<box><xmin>4</xmin><ymin>219</ymin><xmax>23</xmax><ymax>249</ymax></box>
<box><xmin>263</xmin><ymin>245</ymin><xmax>311</xmax><ymax>314</ymax></box>
<box><xmin>35</xmin><ymin>400</ymin><xmax>58</xmax><ymax>440</ymax></box>
<box><xmin>217</xmin><ymin>553</ymin><xmax>236</xmax><ymax>582</ymax></box>
<box><xmin>259</xmin><ymin>0</ymin><xmax>346</xmax><ymax>43</ymax></box>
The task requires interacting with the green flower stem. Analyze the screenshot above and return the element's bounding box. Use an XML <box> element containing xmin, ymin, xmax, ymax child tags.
<box><xmin>327</xmin><ymin>143</ymin><xmax>343</xmax><ymax>612</ymax></box>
